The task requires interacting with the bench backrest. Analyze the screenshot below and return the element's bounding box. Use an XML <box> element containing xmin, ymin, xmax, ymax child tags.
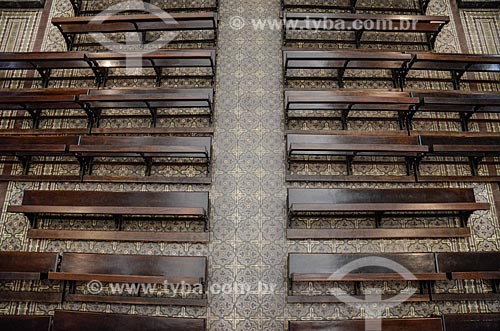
<box><xmin>288</xmin><ymin>253</ymin><xmax>437</xmax><ymax>277</ymax></box>
<box><xmin>77</xmin><ymin>136</ymin><xmax>211</xmax><ymax>156</ymax></box>
<box><xmin>285</xmin><ymin>89</ymin><xmax>411</xmax><ymax>99</ymax></box>
<box><xmin>411</xmin><ymin>53</ymin><xmax>500</xmax><ymax>72</ymax></box>
<box><xmin>53</xmin><ymin>311</ymin><xmax>205</xmax><ymax>331</ymax></box>
<box><xmin>286</xmin><ymin>134</ymin><xmax>420</xmax><ymax>150</ymax></box>
<box><xmin>0</xmin><ymin>316</ymin><xmax>52</xmax><ymax>331</ymax></box>
<box><xmin>436</xmin><ymin>252</ymin><xmax>500</xmax><ymax>272</ymax></box>
<box><xmin>89</xmin><ymin>50</ymin><xmax>216</xmax><ymax>68</ymax></box>
<box><xmin>0</xmin><ymin>252</ymin><xmax>59</xmax><ymax>275</ymax></box>
<box><xmin>288</xmin><ymin>188</ymin><xmax>477</xmax><ymax>207</ymax></box>
<box><xmin>87</xmin><ymin>87</ymin><xmax>213</xmax><ymax>99</ymax></box>
<box><xmin>21</xmin><ymin>190</ymin><xmax>209</xmax><ymax>210</ymax></box>
<box><xmin>443</xmin><ymin>313</ymin><xmax>500</xmax><ymax>331</ymax></box>
<box><xmin>0</xmin><ymin>136</ymin><xmax>80</xmax><ymax>147</ymax></box>
<box><xmin>283</xmin><ymin>49</ymin><xmax>412</xmax><ymax>69</ymax></box>
<box><xmin>289</xmin><ymin>318</ymin><xmax>443</xmax><ymax>331</ymax></box>
<box><xmin>59</xmin><ymin>253</ymin><xmax>207</xmax><ymax>282</ymax></box>
<box><xmin>419</xmin><ymin>135</ymin><xmax>500</xmax><ymax>146</ymax></box>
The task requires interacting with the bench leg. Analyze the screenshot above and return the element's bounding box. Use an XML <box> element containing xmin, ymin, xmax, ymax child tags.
<box><xmin>148</xmin><ymin>107</ymin><xmax>158</xmax><ymax>128</ymax></box>
<box><xmin>25</xmin><ymin>109</ymin><xmax>42</xmax><ymax>129</ymax></box>
<box><xmin>143</xmin><ymin>157</ymin><xmax>153</xmax><ymax>176</ymax></box>
<box><xmin>451</xmin><ymin>70</ymin><xmax>465</xmax><ymax>90</ymax></box>
<box><xmin>354</xmin><ymin>31</ymin><xmax>363</xmax><ymax>48</ymax></box>
<box><xmin>340</xmin><ymin>110</ymin><xmax>349</xmax><ymax>130</ymax></box>
<box><xmin>77</xmin><ymin>156</ymin><xmax>93</xmax><ymax>181</ymax></box>
<box><xmin>26</xmin><ymin>213</ymin><xmax>38</xmax><ymax>229</ymax></box>
<box><xmin>35</xmin><ymin>68</ymin><xmax>51</xmax><ymax>88</ymax></box>
<box><xmin>374</xmin><ymin>212</ymin><xmax>383</xmax><ymax>228</ymax></box>
<box><xmin>16</xmin><ymin>155</ymin><xmax>32</xmax><ymax>176</ymax></box>
<box><xmin>460</xmin><ymin>112</ymin><xmax>473</xmax><ymax>132</ymax></box>
<box><xmin>346</xmin><ymin>155</ymin><xmax>354</xmax><ymax>175</ymax></box>
<box><xmin>114</xmin><ymin>215</ymin><xmax>123</xmax><ymax>231</ymax></box>
<box><xmin>469</xmin><ymin>156</ymin><xmax>483</xmax><ymax>177</ymax></box>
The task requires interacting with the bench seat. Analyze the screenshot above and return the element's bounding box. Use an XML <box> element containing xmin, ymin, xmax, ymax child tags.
<box><xmin>287</xmin><ymin>188</ymin><xmax>488</xmax><ymax>239</ymax></box>
<box><xmin>0</xmin><ymin>252</ymin><xmax>62</xmax><ymax>303</ymax></box>
<box><xmin>71</xmin><ymin>135</ymin><xmax>212</xmax><ymax>182</ymax></box>
<box><xmin>283</xmin><ymin>50</ymin><xmax>500</xmax><ymax>90</ymax></box>
<box><xmin>286</xmin><ymin>133</ymin><xmax>426</xmax><ymax>182</ymax></box>
<box><xmin>52</xmin><ymin>310</ymin><xmax>206</xmax><ymax>331</ymax></box>
<box><xmin>88</xmin><ymin>50</ymin><xmax>216</xmax><ymax>86</ymax></box>
<box><xmin>284</xmin><ymin>89</ymin><xmax>418</xmax><ymax>129</ymax></box>
<box><xmin>405</xmin><ymin>52</ymin><xmax>500</xmax><ymax>89</ymax></box>
<box><xmin>282</xmin><ymin>0</ymin><xmax>431</xmax><ymax>14</ymax></box>
<box><xmin>81</xmin><ymin>87</ymin><xmax>214</xmax><ymax>126</ymax></box>
<box><xmin>283</xmin><ymin>13</ymin><xmax>449</xmax><ymax>48</ymax></box>
<box><xmin>0</xmin><ymin>316</ymin><xmax>52</xmax><ymax>331</ymax></box>
<box><xmin>52</xmin><ymin>13</ymin><xmax>218</xmax><ymax>49</ymax></box>
<box><xmin>288</xmin><ymin>253</ymin><xmax>441</xmax><ymax>303</ymax></box>
<box><xmin>443</xmin><ymin>313</ymin><xmax>500</xmax><ymax>331</ymax></box>
<box><xmin>409</xmin><ymin>90</ymin><xmax>500</xmax><ymax>131</ymax></box>
<box><xmin>418</xmin><ymin>134</ymin><xmax>500</xmax><ymax>181</ymax></box>
<box><xmin>0</xmin><ymin>87</ymin><xmax>214</xmax><ymax>131</ymax></box>
<box><xmin>288</xmin><ymin>314</ymin><xmax>500</xmax><ymax>331</ymax></box>
<box><xmin>49</xmin><ymin>253</ymin><xmax>208</xmax><ymax>306</ymax></box>
<box><xmin>434</xmin><ymin>252</ymin><xmax>500</xmax><ymax>301</ymax></box>
<box><xmin>8</xmin><ymin>190</ymin><xmax>210</xmax><ymax>243</ymax></box>
<box><xmin>0</xmin><ymin>50</ymin><xmax>216</xmax><ymax>88</ymax></box>
<box><xmin>283</xmin><ymin>49</ymin><xmax>412</xmax><ymax>88</ymax></box>
<box><xmin>0</xmin><ymin>51</ymin><xmax>99</xmax><ymax>87</ymax></box>
<box><xmin>70</xmin><ymin>0</ymin><xmax>218</xmax><ymax>15</ymax></box>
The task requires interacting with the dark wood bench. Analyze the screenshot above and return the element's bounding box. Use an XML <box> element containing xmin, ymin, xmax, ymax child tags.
<box><xmin>0</xmin><ymin>315</ymin><xmax>52</xmax><ymax>331</ymax></box>
<box><xmin>284</xmin><ymin>89</ymin><xmax>418</xmax><ymax>129</ymax></box>
<box><xmin>434</xmin><ymin>252</ymin><xmax>500</xmax><ymax>301</ymax></box>
<box><xmin>443</xmin><ymin>313</ymin><xmax>500</xmax><ymax>331</ymax></box>
<box><xmin>48</xmin><ymin>253</ymin><xmax>207</xmax><ymax>306</ymax></box>
<box><xmin>404</xmin><ymin>52</ymin><xmax>500</xmax><ymax>90</ymax></box>
<box><xmin>289</xmin><ymin>318</ymin><xmax>443</xmax><ymax>331</ymax></box>
<box><xmin>0</xmin><ymin>136</ymin><xmax>80</xmax><ymax>178</ymax></box>
<box><xmin>282</xmin><ymin>0</ymin><xmax>432</xmax><ymax>14</ymax></box>
<box><xmin>88</xmin><ymin>49</ymin><xmax>217</xmax><ymax>86</ymax></box>
<box><xmin>408</xmin><ymin>90</ymin><xmax>500</xmax><ymax>131</ymax></box>
<box><xmin>288</xmin><ymin>253</ymin><xmax>445</xmax><ymax>303</ymax></box>
<box><xmin>0</xmin><ymin>251</ymin><xmax>62</xmax><ymax>303</ymax></box>
<box><xmin>287</xmin><ymin>188</ymin><xmax>489</xmax><ymax>240</ymax></box>
<box><xmin>418</xmin><ymin>134</ymin><xmax>500</xmax><ymax>182</ymax></box>
<box><xmin>0</xmin><ymin>52</ymin><xmax>102</xmax><ymax>87</ymax></box>
<box><xmin>0</xmin><ymin>87</ymin><xmax>214</xmax><ymax>133</ymax></box>
<box><xmin>52</xmin><ymin>13</ymin><xmax>218</xmax><ymax>50</ymax></box>
<box><xmin>0</xmin><ymin>50</ymin><xmax>216</xmax><ymax>88</ymax></box>
<box><xmin>81</xmin><ymin>87</ymin><xmax>214</xmax><ymax>127</ymax></box>
<box><xmin>52</xmin><ymin>310</ymin><xmax>206</xmax><ymax>331</ymax></box>
<box><xmin>69</xmin><ymin>135</ymin><xmax>212</xmax><ymax>184</ymax></box>
<box><xmin>283</xmin><ymin>13</ymin><xmax>449</xmax><ymax>49</ymax></box>
<box><xmin>286</xmin><ymin>133</ymin><xmax>427</xmax><ymax>182</ymax></box>
<box><xmin>8</xmin><ymin>190</ymin><xmax>210</xmax><ymax>243</ymax></box>
<box><xmin>283</xmin><ymin>49</ymin><xmax>412</xmax><ymax>88</ymax></box>
<box><xmin>70</xmin><ymin>0</ymin><xmax>218</xmax><ymax>15</ymax></box>
<box><xmin>0</xmin><ymin>89</ymin><xmax>85</xmax><ymax>128</ymax></box>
